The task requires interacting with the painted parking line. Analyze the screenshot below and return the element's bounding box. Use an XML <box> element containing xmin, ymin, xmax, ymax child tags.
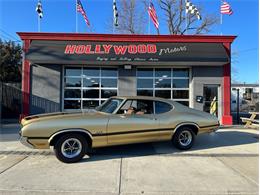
<box><xmin>0</xmin><ymin>155</ymin><xmax>28</xmax><ymax>174</ymax></box>
<box><xmin>0</xmin><ymin>150</ymin><xmax>53</xmax><ymax>156</ymax></box>
<box><xmin>0</xmin><ymin>155</ymin><xmax>121</xmax><ymax>194</ymax></box>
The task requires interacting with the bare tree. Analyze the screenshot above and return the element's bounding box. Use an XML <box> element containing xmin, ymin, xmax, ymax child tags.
<box><xmin>231</xmin><ymin>50</ymin><xmax>240</xmax><ymax>83</ymax></box>
<box><xmin>158</xmin><ymin>0</ymin><xmax>218</xmax><ymax>35</ymax></box>
<box><xmin>111</xmin><ymin>0</ymin><xmax>147</xmax><ymax>34</ymax></box>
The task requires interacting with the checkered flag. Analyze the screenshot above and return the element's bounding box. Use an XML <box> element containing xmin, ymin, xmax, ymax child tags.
<box><xmin>186</xmin><ymin>0</ymin><xmax>201</xmax><ymax>20</ymax></box>
<box><xmin>35</xmin><ymin>0</ymin><xmax>43</xmax><ymax>18</ymax></box>
<box><xmin>113</xmin><ymin>0</ymin><xmax>119</xmax><ymax>26</ymax></box>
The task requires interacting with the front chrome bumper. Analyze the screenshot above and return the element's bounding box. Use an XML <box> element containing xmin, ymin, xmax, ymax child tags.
<box><xmin>20</xmin><ymin>136</ymin><xmax>34</xmax><ymax>149</ymax></box>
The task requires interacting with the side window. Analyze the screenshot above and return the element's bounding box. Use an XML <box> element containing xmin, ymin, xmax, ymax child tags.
<box><xmin>136</xmin><ymin>100</ymin><xmax>154</xmax><ymax>114</ymax></box>
<box><xmin>117</xmin><ymin>100</ymin><xmax>132</xmax><ymax>114</ymax></box>
<box><xmin>117</xmin><ymin>99</ymin><xmax>154</xmax><ymax>115</ymax></box>
<box><xmin>155</xmin><ymin>101</ymin><xmax>173</xmax><ymax>114</ymax></box>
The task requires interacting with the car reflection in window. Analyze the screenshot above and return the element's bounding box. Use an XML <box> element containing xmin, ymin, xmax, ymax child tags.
<box><xmin>96</xmin><ymin>98</ymin><xmax>123</xmax><ymax>113</ymax></box>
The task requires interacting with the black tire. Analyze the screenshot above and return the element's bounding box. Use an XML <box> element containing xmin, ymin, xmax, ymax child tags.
<box><xmin>172</xmin><ymin>127</ymin><xmax>195</xmax><ymax>150</ymax></box>
<box><xmin>54</xmin><ymin>133</ymin><xmax>88</xmax><ymax>163</ymax></box>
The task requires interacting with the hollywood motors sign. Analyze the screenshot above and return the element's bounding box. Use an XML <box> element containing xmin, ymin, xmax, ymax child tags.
<box><xmin>64</xmin><ymin>44</ymin><xmax>158</xmax><ymax>55</ymax></box>
<box><xmin>26</xmin><ymin>40</ymin><xmax>228</xmax><ymax>63</ymax></box>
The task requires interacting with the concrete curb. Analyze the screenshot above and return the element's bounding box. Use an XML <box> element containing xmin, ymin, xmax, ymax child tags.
<box><xmin>219</xmin><ymin>125</ymin><xmax>259</xmax><ymax>130</ymax></box>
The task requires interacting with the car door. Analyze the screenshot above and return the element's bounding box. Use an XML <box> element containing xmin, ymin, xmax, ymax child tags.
<box><xmin>154</xmin><ymin>100</ymin><xmax>175</xmax><ymax>141</ymax></box>
<box><xmin>107</xmin><ymin>99</ymin><xmax>160</xmax><ymax>145</ymax></box>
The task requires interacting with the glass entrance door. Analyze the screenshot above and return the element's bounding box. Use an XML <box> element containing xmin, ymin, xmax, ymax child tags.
<box><xmin>203</xmin><ymin>85</ymin><xmax>219</xmax><ymax>117</ymax></box>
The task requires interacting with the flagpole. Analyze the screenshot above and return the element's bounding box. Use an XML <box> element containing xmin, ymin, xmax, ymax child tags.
<box><xmin>148</xmin><ymin>3</ymin><xmax>150</xmax><ymax>35</ymax></box>
<box><xmin>38</xmin><ymin>16</ymin><xmax>40</xmax><ymax>32</ymax></box>
<box><xmin>113</xmin><ymin>0</ymin><xmax>114</xmax><ymax>34</ymax></box>
<box><xmin>220</xmin><ymin>13</ymin><xmax>222</xmax><ymax>35</ymax></box>
<box><xmin>186</xmin><ymin>0</ymin><xmax>188</xmax><ymax>34</ymax></box>
<box><xmin>148</xmin><ymin>17</ymin><xmax>150</xmax><ymax>35</ymax></box>
<box><xmin>156</xmin><ymin>28</ymin><xmax>160</xmax><ymax>35</ymax></box>
<box><xmin>220</xmin><ymin>0</ymin><xmax>223</xmax><ymax>35</ymax></box>
<box><xmin>76</xmin><ymin>0</ymin><xmax>78</xmax><ymax>33</ymax></box>
<box><xmin>148</xmin><ymin>0</ymin><xmax>151</xmax><ymax>35</ymax></box>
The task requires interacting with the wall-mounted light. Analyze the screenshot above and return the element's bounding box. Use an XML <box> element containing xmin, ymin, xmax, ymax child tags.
<box><xmin>196</xmin><ymin>96</ymin><xmax>204</xmax><ymax>103</ymax></box>
<box><xmin>124</xmin><ymin>65</ymin><xmax>132</xmax><ymax>70</ymax></box>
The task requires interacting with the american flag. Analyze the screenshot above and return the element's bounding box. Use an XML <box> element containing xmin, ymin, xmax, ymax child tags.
<box><xmin>148</xmin><ymin>2</ymin><xmax>159</xmax><ymax>29</ymax></box>
<box><xmin>221</xmin><ymin>1</ymin><xmax>233</xmax><ymax>15</ymax></box>
<box><xmin>77</xmin><ymin>0</ymin><xmax>90</xmax><ymax>26</ymax></box>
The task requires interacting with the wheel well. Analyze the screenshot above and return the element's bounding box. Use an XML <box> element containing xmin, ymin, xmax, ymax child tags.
<box><xmin>49</xmin><ymin>131</ymin><xmax>92</xmax><ymax>148</ymax></box>
<box><xmin>175</xmin><ymin>124</ymin><xmax>199</xmax><ymax>135</ymax></box>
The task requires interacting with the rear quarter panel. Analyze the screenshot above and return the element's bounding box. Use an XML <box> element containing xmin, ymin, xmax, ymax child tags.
<box><xmin>157</xmin><ymin>105</ymin><xmax>218</xmax><ymax>139</ymax></box>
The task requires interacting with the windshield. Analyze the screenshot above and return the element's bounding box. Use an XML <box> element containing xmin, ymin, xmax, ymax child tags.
<box><xmin>96</xmin><ymin>98</ymin><xmax>124</xmax><ymax>113</ymax></box>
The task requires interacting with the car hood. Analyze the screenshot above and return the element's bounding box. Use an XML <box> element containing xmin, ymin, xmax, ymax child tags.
<box><xmin>21</xmin><ymin>111</ymin><xmax>107</xmax><ymax>126</ymax></box>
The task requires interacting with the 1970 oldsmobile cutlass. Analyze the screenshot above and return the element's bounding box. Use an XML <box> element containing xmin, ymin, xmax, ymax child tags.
<box><xmin>20</xmin><ymin>96</ymin><xmax>219</xmax><ymax>163</ymax></box>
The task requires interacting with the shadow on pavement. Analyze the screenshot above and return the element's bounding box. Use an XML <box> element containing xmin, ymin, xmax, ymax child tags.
<box><xmin>0</xmin><ymin>129</ymin><xmax>258</xmax><ymax>162</ymax></box>
<box><xmin>191</xmin><ymin>130</ymin><xmax>258</xmax><ymax>150</ymax></box>
<box><xmin>78</xmin><ymin>130</ymin><xmax>259</xmax><ymax>163</ymax></box>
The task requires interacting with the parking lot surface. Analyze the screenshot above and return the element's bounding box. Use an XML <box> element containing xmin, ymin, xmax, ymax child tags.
<box><xmin>0</xmin><ymin>124</ymin><xmax>258</xmax><ymax>195</ymax></box>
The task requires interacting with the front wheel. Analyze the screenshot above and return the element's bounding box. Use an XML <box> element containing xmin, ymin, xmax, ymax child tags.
<box><xmin>172</xmin><ymin>127</ymin><xmax>195</xmax><ymax>150</ymax></box>
<box><xmin>54</xmin><ymin>134</ymin><xmax>87</xmax><ymax>163</ymax></box>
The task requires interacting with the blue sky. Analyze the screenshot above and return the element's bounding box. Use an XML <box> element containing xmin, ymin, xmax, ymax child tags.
<box><xmin>0</xmin><ymin>0</ymin><xmax>258</xmax><ymax>83</ymax></box>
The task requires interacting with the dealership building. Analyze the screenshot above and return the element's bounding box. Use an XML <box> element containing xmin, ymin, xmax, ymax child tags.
<box><xmin>18</xmin><ymin>32</ymin><xmax>236</xmax><ymax>125</ymax></box>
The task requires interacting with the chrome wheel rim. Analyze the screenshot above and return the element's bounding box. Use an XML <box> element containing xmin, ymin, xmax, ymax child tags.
<box><xmin>179</xmin><ymin>130</ymin><xmax>192</xmax><ymax>147</ymax></box>
<box><xmin>61</xmin><ymin>138</ymin><xmax>82</xmax><ymax>159</ymax></box>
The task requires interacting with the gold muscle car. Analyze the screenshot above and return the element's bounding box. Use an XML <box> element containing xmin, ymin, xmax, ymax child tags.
<box><xmin>20</xmin><ymin>96</ymin><xmax>219</xmax><ymax>163</ymax></box>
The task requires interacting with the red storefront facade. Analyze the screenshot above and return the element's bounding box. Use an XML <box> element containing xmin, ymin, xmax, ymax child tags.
<box><xmin>18</xmin><ymin>32</ymin><xmax>236</xmax><ymax>125</ymax></box>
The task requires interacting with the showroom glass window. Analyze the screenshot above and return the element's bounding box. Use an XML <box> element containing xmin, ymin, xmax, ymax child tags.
<box><xmin>137</xmin><ymin>68</ymin><xmax>189</xmax><ymax>106</ymax></box>
<box><xmin>64</xmin><ymin>67</ymin><xmax>118</xmax><ymax>110</ymax></box>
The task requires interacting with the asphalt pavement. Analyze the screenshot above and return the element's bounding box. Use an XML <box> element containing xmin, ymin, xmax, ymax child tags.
<box><xmin>0</xmin><ymin>124</ymin><xmax>258</xmax><ymax>195</ymax></box>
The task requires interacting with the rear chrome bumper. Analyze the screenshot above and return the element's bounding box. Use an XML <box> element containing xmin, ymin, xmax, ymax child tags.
<box><xmin>20</xmin><ymin>136</ymin><xmax>35</xmax><ymax>149</ymax></box>
<box><xmin>213</xmin><ymin>121</ymin><xmax>220</xmax><ymax>132</ymax></box>
<box><xmin>212</xmin><ymin>125</ymin><xmax>220</xmax><ymax>132</ymax></box>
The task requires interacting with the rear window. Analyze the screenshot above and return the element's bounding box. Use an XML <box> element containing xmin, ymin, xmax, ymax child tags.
<box><xmin>155</xmin><ymin>101</ymin><xmax>172</xmax><ymax>114</ymax></box>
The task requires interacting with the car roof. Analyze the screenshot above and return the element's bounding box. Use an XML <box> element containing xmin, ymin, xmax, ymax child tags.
<box><xmin>111</xmin><ymin>96</ymin><xmax>175</xmax><ymax>105</ymax></box>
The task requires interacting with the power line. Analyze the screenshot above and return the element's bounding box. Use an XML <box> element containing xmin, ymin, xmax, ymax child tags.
<box><xmin>0</xmin><ymin>34</ymin><xmax>11</xmax><ymax>41</ymax></box>
<box><xmin>238</xmin><ymin>48</ymin><xmax>258</xmax><ymax>53</ymax></box>
<box><xmin>0</xmin><ymin>35</ymin><xmax>21</xmax><ymax>42</ymax></box>
<box><xmin>0</xmin><ymin>34</ymin><xmax>21</xmax><ymax>42</ymax></box>
<box><xmin>0</xmin><ymin>29</ymin><xmax>19</xmax><ymax>41</ymax></box>
<box><xmin>0</xmin><ymin>29</ymin><xmax>21</xmax><ymax>42</ymax></box>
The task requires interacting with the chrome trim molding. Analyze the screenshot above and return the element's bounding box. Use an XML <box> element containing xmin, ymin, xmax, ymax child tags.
<box><xmin>173</xmin><ymin>122</ymin><xmax>200</xmax><ymax>134</ymax></box>
<box><xmin>48</xmin><ymin>129</ymin><xmax>93</xmax><ymax>144</ymax></box>
<box><xmin>20</xmin><ymin>136</ymin><xmax>35</xmax><ymax>149</ymax></box>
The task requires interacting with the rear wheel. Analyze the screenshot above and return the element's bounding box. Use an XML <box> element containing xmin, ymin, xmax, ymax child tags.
<box><xmin>172</xmin><ymin>127</ymin><xmax>195</xmax><ymax>150</ymax></box>
<box><xmin>54</xmin><ymin>133</ymin><xmax>87</xmax><ymax>163</ymax></box>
